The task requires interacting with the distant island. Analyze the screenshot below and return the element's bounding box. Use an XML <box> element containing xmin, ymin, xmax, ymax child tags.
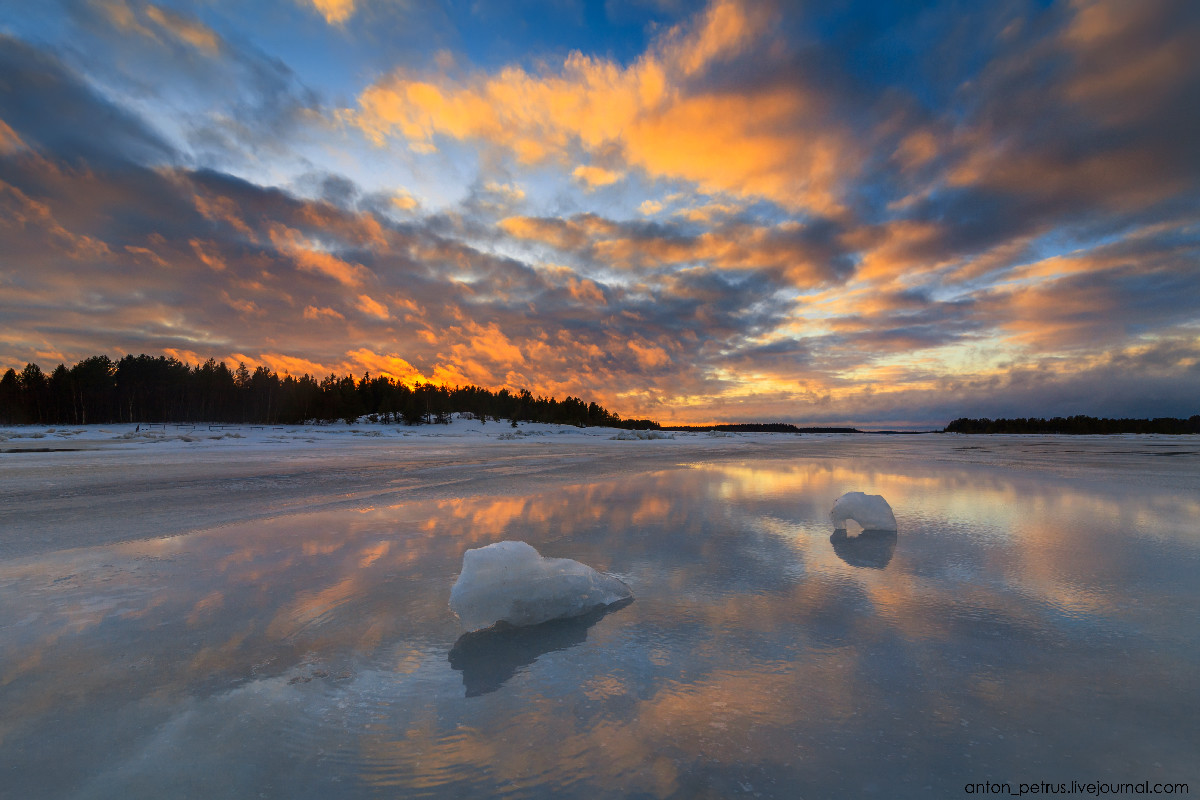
<box><xmin>945</xmin><ymin>416</ymin><xmax>1200</xmax><ymax>435</ymax></box>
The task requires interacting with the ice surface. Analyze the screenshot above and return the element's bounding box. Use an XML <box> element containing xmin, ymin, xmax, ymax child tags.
<box><xmin>4</xmin><ymin>440</ymin><xmax>1200</xmax><ymax>797</ymax></box>
<box><xmin>449</xmin><ymin>541</ymin><xmax>633</xmax><ymax>632</ymax></box>
<box><xmin>831</xmin><ymin>491</ymin><xmax>897</xmax><ymax>532</ymax></box>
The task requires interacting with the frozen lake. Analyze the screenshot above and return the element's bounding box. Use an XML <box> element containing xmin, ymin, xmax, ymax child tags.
<box><xmin>2</xmin><ymin>429</ymin><xmax>1198</xmax><ymax>798</ymax></box>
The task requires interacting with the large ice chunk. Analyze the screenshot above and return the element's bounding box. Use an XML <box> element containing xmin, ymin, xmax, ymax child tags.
<box><xmin>831</xmin><ymin>491</ymin><xmax>897</xmax><ymax>532</ymax></box>
<box><xmin>449</xmin><ymin>541</ymin><xmax>633</xmax><ymax>632</ymax></box>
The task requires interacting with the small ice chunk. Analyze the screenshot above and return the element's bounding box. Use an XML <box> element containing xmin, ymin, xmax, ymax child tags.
<box><xmin>449</xmin><ymin>541</ymin><xmax>632</xmax><ymax>632</ymax></box>
<box><xmin>831</xmin><ymin>491</ymin><xmax>897</xmax><ymax>532</ymax></box>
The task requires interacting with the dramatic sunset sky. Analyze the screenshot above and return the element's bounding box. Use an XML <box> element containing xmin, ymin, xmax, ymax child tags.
<box><xmin>1</xmin><ymin>0</ymin><xmax>1197</xmax><ymax>426</ymax></box>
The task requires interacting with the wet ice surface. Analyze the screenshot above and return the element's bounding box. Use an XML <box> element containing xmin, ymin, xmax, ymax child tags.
<box><xmin>1</xmin><ymin>434</ymin><xmax>1199</xmax><ymax>798</ymax></box>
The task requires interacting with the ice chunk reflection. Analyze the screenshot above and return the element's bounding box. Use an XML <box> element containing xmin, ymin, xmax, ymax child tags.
<box><xmin>448</xmin><ymin>599</ymin><xmax>632</xmax><ymax>697</ymax></box>
<box><xmin>829</xmin><ymin>529</ymin><xmax>898</xmax><ymax>569</ymax></box>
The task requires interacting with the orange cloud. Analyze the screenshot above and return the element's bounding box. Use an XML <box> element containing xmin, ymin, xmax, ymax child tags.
<box><xmin>1061</xmin><ymin>0</ymin><xmax>1196</xmax><ymax>125</ymax></box>
<box><xmin>343</xmin><ymin>348</ymin><xmax>429</xmax><ymax>383</ymax></box>
<box><xmin>303</xmin><ymin>305</ymin><xmax>345</xmax><ymax>321</ymax></box>
<box><xmin>267</xmin><ymin>224</ymin><xmax>372</xmax><ymax>287</ymax></box>
<box><xmin>346</xmin><ymin>1</ymin><xmax>856</xmax><ymax>213</ymax></box>
<box><xmin>124</xmin><ymin>244</ymin><xmax>169</xmax><ymax>268</ymax></box>
<box><xmin>567</xmin><ymin>277</ymin><xmax>605</xmax><ymax>305</ymax></box>
<box><xmin>892</xmin><ymin>129</ymin><xmax>939</xmax><ymax>172</ymax></box>
<box><xmin>674</xmin><ymin>202</ymin><xmax>742</xmax><ymax>222</ymax></box>
<box><xmin>0</xmin><ymin>119</ymin><xmax>26</xmax><ymax>155</ymax></box>
<box><xmin>572</xmin><ymin>165</ymin><xmax>623</xmax><ymax>189</ymax></box>
<box><xmin>295</xmin><ymin>202</ymin><xmax>389</xmax><ymax>251</ymax></box>
<box><xmin>503</xmin><ymin>214</ymin><xmax>843</xmax><ymax>287</ymax></box>
<box><xmin>307</xmin><ymin>0</ymin><xmax>355</xmax><ymax>25</ymax></box>
<box><xmin>499</xmin><ymin>214</ymin><xmax>617</xmax><ymax>251</ymax></box>
<box><xmin>187</xmin><ymin>239</ymin><xmax>226</xmax><ymax>272</ymax></box>
<box><xmin>0</xmin><ymin>177</ymin><xmax>113</xmax><ymax>261</ymax></box>
<box><xmin>843</xmin><ymin>220</ymin><xmax>948</xmax><ymax>283</ymax></box>
<box><xmin>628</xmin><ymin>339</ymin><xmax>670</xmax><ymax>369</ymax></box>
<box><xmin>254</xmin><ymin>352</ymin><xmax>331</xmax><ymax>377</ymax></box>
<box><xmin>462</xmin><ymin>320</ymin><xmax>524</xmax><ymax>366</ymax></box>
<box><xmin>661</xmin><ymin>0</ymin><xmax>772</xmax><ymax>76</ymax></box>
<box><xmin>191</xmin><ymin>190</ymin><xmax>256</xmax><ymax>241</ymax></box>
<box><xmin>391</xmin><ymin>191</ymin><xmax>419</xmax><ymax>211</ymax></box>
<box><xmin>623</xmin><ymin>88</ymin><xmax>851</xmax><ymax>215</ymax></box>
<box><xmin>222</xmin><ymin>293</ymin><xmax>260</xmax><ymax>315</ymax></box>
<box><xmin>98</xmin><ymin>0</ymin><xmax>221</xmax><ymax>54</ymax></box>
<box><xmin>145</xmin><ymin>5</ymin><xmax>221</xmax><ymax>54</ymax></box>
<box><xmin>162</xmin><ymin>348</ymin><xmax>209</xmax><ymax>367</ymax></box>
<box><xmin>356</xmin><ymin>294</ymin><xmax>389</xmax><ymax>318</ymax></box>
<box><xmin>98</xmin><ymin>0</ymin><xmax>157</xmax><ymax>40</ymax></box>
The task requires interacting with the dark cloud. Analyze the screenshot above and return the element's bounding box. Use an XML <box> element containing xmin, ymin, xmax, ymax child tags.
<box><xmin>0</xmin><ymin>34</ymin><xmax>176</xmax><ymax>167</ymax></box>
<box><xmin>179</xmin><ymin>46</ymin><xmax>324</xmax><ymax>168</ymax></box>
<box><xmin>500</xmin><ymin>211</ymin><xmax>855</xmax><ymax>289</ymax></box>
<box><xmin>40</xmin><ymin>0</ymin><xmax>324</xmax><ymax>170</ymax></box>
<box><xmin>885</xmin><ymin>0</ymin><xmax>1200</xmax><ymax>263</ymax></box>
<box><xmin>933</xmin><ymin>342</ymin><xmax>1200</xmax><ymax>423</ymax></box>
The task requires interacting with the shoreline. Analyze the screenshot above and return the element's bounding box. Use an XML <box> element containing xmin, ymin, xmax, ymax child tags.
<box><xmin>3</xmin><ymin>420</ymin><xmax>1197</xmax><ymax>561</ymax></box>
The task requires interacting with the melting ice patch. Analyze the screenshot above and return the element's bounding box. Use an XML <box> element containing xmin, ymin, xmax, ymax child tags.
<box><xmin>449</xmin><ymin>541</ymin><xmax>633</xmax><ymax>632</ymax></box>
<box><xmin>831</xmin><ymin>491</ymin><xmax>898</xmax><ymax>532</ymax></box>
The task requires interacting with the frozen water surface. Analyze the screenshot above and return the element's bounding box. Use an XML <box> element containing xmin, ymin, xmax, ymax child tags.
<box><xmin>1</xmin><ymin>431</ymin><xmax>1198</xmax><ymax>798</ymax></box>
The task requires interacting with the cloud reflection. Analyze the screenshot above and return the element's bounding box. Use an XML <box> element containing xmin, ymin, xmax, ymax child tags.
<box><xmin>2</xmin><ymin>448</ymin><xmax>1200</xmax><ymax>796</ymax></box>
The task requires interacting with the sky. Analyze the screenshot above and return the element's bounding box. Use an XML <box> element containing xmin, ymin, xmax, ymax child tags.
<box><xmin>1</xmin><ymin>0</ymin><xmax>1198</xmax><ymax>427</ymax></box>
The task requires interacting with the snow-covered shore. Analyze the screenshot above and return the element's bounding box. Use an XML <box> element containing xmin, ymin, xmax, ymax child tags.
<box><xmin>3</xmin><ymin>418</ymin><xmax>1196</xmax><ymax>560</ymax></box>
<box><xmin>0</xmin><ymin>418</ymin><xmax>770</xmax><ymax>558</ymax></box>
<box><xmin>0</xmin><ymin>416</ymin><xmax>670</xmax><ymax>452</ymax></box>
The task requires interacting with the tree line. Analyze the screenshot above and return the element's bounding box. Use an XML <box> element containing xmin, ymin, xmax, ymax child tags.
<box><xmin>945</xmin><ymin>416</ymin><xmax>1200</xmax><ymax>435</ymax></box>
<box><xmin>0</xmin><ymin>354</ymin><xmax>661</xmax><ymax>429</ymax></box>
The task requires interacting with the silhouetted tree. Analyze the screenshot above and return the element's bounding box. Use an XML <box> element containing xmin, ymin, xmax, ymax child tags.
<box><xmin>70</xmin><ymin>356</ymin><xmax>115</xmax><ymax>425</ymax></box>
<box><xmin>19</xmin><ymin>363</ymin><xmax>49</xmax><ymax>424</ymax></box>
<box><xmin>0</xmin><ymin>369</ymin><xmax>19</xmax><ymax>424</ymax></box>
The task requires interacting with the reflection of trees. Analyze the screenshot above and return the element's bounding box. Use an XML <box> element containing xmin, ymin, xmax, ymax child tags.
<box><xmin>829</xmin><ymin>529</ymin><xmax>897</xmax><ymax>569</ymax></box>
<box><xmin>448</xmin><ymin>599</ymin><xmax>632</xmax><ymax>697</ymax></box>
